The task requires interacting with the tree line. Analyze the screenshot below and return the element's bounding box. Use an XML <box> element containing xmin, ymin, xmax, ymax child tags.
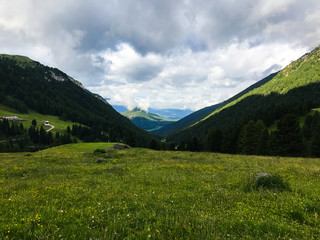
<box><xmin>176</xmin><ymin>111</ymin><xmax>320</xmax><ymax>157</ymax></box>
<box><xmin>0</xmin><ymin>119</ymin><xmax>74</xmax><ymax>152</ymax></box>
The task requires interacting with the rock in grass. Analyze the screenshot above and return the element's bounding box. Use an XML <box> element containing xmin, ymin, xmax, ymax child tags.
<box><xmin>256</xmin><ymin>172</ymin><xmax>270</xmax><ymax>178</ymax></box>
<box><xmin>96</xmin><ymin>158</ymin><xmax>104</xmax><ymax>164</ymax></box>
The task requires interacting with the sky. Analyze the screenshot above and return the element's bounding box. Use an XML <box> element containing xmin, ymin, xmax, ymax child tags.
<box><xmin>0</xmin><ymin>0</ymin><xmax>320</xmax><ymax>111</ymax></box>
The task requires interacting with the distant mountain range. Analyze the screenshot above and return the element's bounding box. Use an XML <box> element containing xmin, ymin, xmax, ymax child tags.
<box><xmin>112</xmin><ymin>105</ymin><xmax>193</xmax><ymax>120</ymax></box>
<box><xmin>121</xmin><ymin>108</ymin><xmax>175</xmax><ymax>132</ymax></box>
<box><xmin>154</xmin><ymin>103</ymin><xmax>221</xmax><ymax>136</ymax></box>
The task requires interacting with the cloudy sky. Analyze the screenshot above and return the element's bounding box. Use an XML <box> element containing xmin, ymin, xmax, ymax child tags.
<box><xmin>1</xmin><ymin>0</ymin><xmax>319</xmax><ymax>111</ymax></box>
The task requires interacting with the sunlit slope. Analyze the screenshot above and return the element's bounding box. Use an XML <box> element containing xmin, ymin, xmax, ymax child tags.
<box><xmin>204</xmin><ymin>45</ymin><xmax>320</xmax><ymax>121</ymax></box>
<box><xmin>158</xmin><ymin>72</ymin><xmax>278</xmax><ymax>136</ymax></box>
<box><xmin>169</xmin><ymin>45</ymin><xmax>320</xmax><ymax>141</ymax></box>
<box><xmin>0</xmin><ymin>105</ymin><xmax>81</xmax><ymax>133</ymax></box>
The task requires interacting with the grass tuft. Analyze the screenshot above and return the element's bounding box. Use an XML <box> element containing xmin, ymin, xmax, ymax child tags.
<box><xmin>244</xmin><ymin>173</ymin><xmax>291</xmax><ymax>192</ymax></box>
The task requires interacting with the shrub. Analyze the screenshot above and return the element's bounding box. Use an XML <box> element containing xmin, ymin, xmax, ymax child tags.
<box><xmin>288</xmin><ymin>210</ymin><xmax>305</xmax><ymax>223</ymax></box>
<box><xmin>245</xmin><ymin>173</ymin><xmax>290</xmax><ymax>192</ymax></box>
<box><xmin>93</xmin><ymin>148</ymin><xmax>106</xmax><ymax>155</ymax></box>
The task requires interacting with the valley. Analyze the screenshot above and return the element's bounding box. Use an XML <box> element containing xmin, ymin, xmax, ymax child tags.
<box><xmin>1</xmin><ymin>1</ymin><xmax>320</xmax><ymax>239</ymax></box>
<box><xmin>121</xmin><ymin>108</ymin><xmax>176</xmax><ymax>132</ymax></box>
<box><xmin>0</xmin><ymin>41</ymin><xmax>319</xmax><ymax>240</ymax></box>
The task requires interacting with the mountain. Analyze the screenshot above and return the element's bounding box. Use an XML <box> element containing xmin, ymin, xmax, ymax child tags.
<box><xmin>113</xmin><ymin>105</ymin><xmax>193</xmax><ymax>120</ymax></box>
<box><xmin>169</xmin><ymin>45</ymin><xmax>320</xmax><ymax>143</ymax></box>
<box><xmin>155</xmin><ymin>103</ymin><xmax>221</xmax><ymax>136</ymax></box>
<box><xmin>149</xmin><ymin>108</ymin><xmax>193</xmax><ymax>120</ymax></box>
<box><xmin>0</xmin><ymin>54</ymin><xmax>153</xmax><ymax>147</ymax></box>
<box><xmin>157</xmin><ymin>72</ymin><xmax>278</xmax><ymax>137</ymax></box>
<box><xmin>113</xmin><ymin>105</ymin><xmax>128</xmax><ymax>113</ymax></box>
<box><xmin>122</xmin><ymin>108</ymin><xmax>175</xmax><ymax>132</ymax></box>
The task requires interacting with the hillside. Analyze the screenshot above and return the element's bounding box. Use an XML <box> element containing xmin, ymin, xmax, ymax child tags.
<box><xmin>155</xmin><ymin>103</ymin><xmax>221</xmax><ymax>136</ymax></box>
<box><xmin>0</xmin><ymin>54</ymin><xmax>153</xmax><ymax>147</ymax></box>
<box><xmin>0</xmin><ymin>106</ymin><xmax>80</xmax><ymax>134</ymax></box>
<box><xmin>122</xmin><ymin>108</ymin><xmax>175</xmax><ymax>132</ymax></box>
<box><xmin>169</xmin><ymin>45</ymin><xmax>320</xmax><ymax>144</ymax></box>
<box><xmin>157</xmin><ymin>72</ymin><xmax>278</xmax><ymax>137</ymax></box>
<box><xmin>2</xmin><ymin>143</ymin><xmax>320</xmax><ymax>239</ymax></box>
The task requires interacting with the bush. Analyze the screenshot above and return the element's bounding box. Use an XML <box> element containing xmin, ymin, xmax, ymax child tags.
<box><xmin>93</xmin><ymin>148</ymin><xmax>106</xmax><ymax>155</ymax></box>
<box><xmin>245</xmin><ymin>173</ymin><xmax>290</xmax><ymax>192</ymax></box>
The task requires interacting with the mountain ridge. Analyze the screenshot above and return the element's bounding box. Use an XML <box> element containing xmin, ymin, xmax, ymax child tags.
<box><xmin>168</xmin><ymin>44</ymin><xmax>320</xmax><ymax>143</ymax></box>
<box><xmin>122</xmin><ymin>108</ymin><xmax>175</xmax><ymax>132</ymax></box>
<box><xmin>203</xmin><ymin>46</ymin><xmax>320</xmax><ymax>121</ymax></box>
<box><xmin>158</xmin><ymin>72</ymin><xmax>279</xmax><ymax>136</ymax></box>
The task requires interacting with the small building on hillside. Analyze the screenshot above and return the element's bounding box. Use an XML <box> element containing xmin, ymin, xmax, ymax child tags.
<box><xmin>44</xmin><ymin>121</ymin><xmax>50</xmax><ymax>126</ymax></box>
<box><xmin>113</xmin><ymin>143</ymin><xmax>131</xmax><ymax>150</ymax></box>
<box><xmin>0</xmin><ymin>116</ymin><xmax>21</xmax><ymax>121</ymax></box>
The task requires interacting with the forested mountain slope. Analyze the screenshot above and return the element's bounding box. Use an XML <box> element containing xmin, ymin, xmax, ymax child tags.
<box><xmin>0</xmin><ymin>54</ymin><xmax>152</xmax><ymax>146</ymax></box>
<box><xmin>157</xmin><ymin>72</ymin><xmax>278</xmax><ymax>136</ymax></box>
<box><xmin>170</xmin><ymin>45</ymin><xmax>320</xmax><ymax>144</ymax></box>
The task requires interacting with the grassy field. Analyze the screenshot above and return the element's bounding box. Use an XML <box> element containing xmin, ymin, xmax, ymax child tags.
<box><xmin>1</xmin><ymin>144</ymin><xmax>320</xmax><ymax>239</ymax></box>
<box><xmin>0</xmin><ymin>105</ymin><xmax>82</xmax><ymax>134</ymax></box>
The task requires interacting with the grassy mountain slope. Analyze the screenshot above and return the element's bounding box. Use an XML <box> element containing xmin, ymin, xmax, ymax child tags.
<box><xmin>0</xmin><ymin>105</ymin><xmax>80</xmax><ymax>134</ymax></box>
<box><xmin>0</xmin><ymin>54</ymin><xmax>152</xmax><ymax>146</ymax></box>
<box><xmin>122</xmin><ymin>108</ymin><xmax>175</xmax><ymax>132</ymax></box>
<box><xmin>204</xmin><ymin>46</ymin><xmax>320</xmax><ymax>121</ymax></box>
<box><xmin>158</xmin><ymin>72</ymin><xmax>278</xmax><ymax>137</ymax></box>
<box><xmin>170</xmin><ymin>45</ymin><xmax>320</xmax><ymax>142</ymax></box>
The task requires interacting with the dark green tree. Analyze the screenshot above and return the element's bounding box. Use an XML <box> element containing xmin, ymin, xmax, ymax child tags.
<box><xmin>149</xmin><ymin>139</ymin><xmax>159</xmax><ymax>150</ymax></box>
<box><xmin>205</xmin><ymin>129</ymin><xmax>223</xmax><ymax>152</ymax></box>
<box><xmin>221</xmin><ymin>127</ymin><xmax>240</xmax><ymax>154</ymax></box>
<box><xmin>39</xmin><ymin>126</ymin><xmax>47</xmax><ymax>145</ymax></box>
<box><xmin>302</xmin><ymin>115</ymin><xmax>313</xmax><ymax>139</ymax></box>
<box><xmin>31</xmin><ymin>119</ymin><xmax>37</xmax><ymax>127</ymax></box>
<box><xmin>237</xmin><ymin>120</ymin><xmax>269</xmax><ymax>155</ymax></box>
<box><xmin>124</xmin><ymin>133</ymin><xmax>136</xmax><ymax>147</ymax></box>
<box><xmin>273</xmin><ymin>114</ymin><xmax>303</xmax><ymax>156</ymax></box>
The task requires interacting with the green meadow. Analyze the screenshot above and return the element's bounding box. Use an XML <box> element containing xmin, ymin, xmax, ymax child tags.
<box><xmin>1</xmin><ymin>143</ymin><xmax>320</xmax><ymax>239</ymax></box>
<box><xmin>0</xmin><ymin>106</ymin><xmax>81</xmax><ymax>134</ymax></box>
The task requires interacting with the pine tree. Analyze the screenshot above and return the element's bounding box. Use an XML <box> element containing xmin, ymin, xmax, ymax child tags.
<box><xmin>237</xmin><ymin>120</ymin><xmax>269</xmax><ymax>155</ymax></box>
<box><xmin>31</xmin><ymin>119</ymin><xmax>37</xmax><ymax>127</ymax></box>
<box><xmin>274</xmin><ymin>114</ymin><xmax>303</xmax><ymax>156</ymax></box>
<box><xmin>149</xmin><ymin>139</ymin><xmax>159</xmax><ymax>150</ymax></box>
<box><xmin>39</xmin><ymin>126</ymin><xmax>47</xmax><ymax>145</ymax></box>
<box><xmin>302</xmin><ymin>115</ymin><xmax>313</xmax><ymax>139</ymax></box>
<box><xmin>205</xmin><ymin>129</ymin><xmax>223</xmax><ymax>152</ymax></box>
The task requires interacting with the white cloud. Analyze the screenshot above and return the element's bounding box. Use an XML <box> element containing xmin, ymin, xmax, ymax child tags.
<box><xmin>88</xmin><ymin>42</ymin><xmax>307</xmax><ymax>111</ymax></box>
<box><xmin>0</xmin><ymin>0</ymin><xmax>319</xmax><ymax>111</ymax></box>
